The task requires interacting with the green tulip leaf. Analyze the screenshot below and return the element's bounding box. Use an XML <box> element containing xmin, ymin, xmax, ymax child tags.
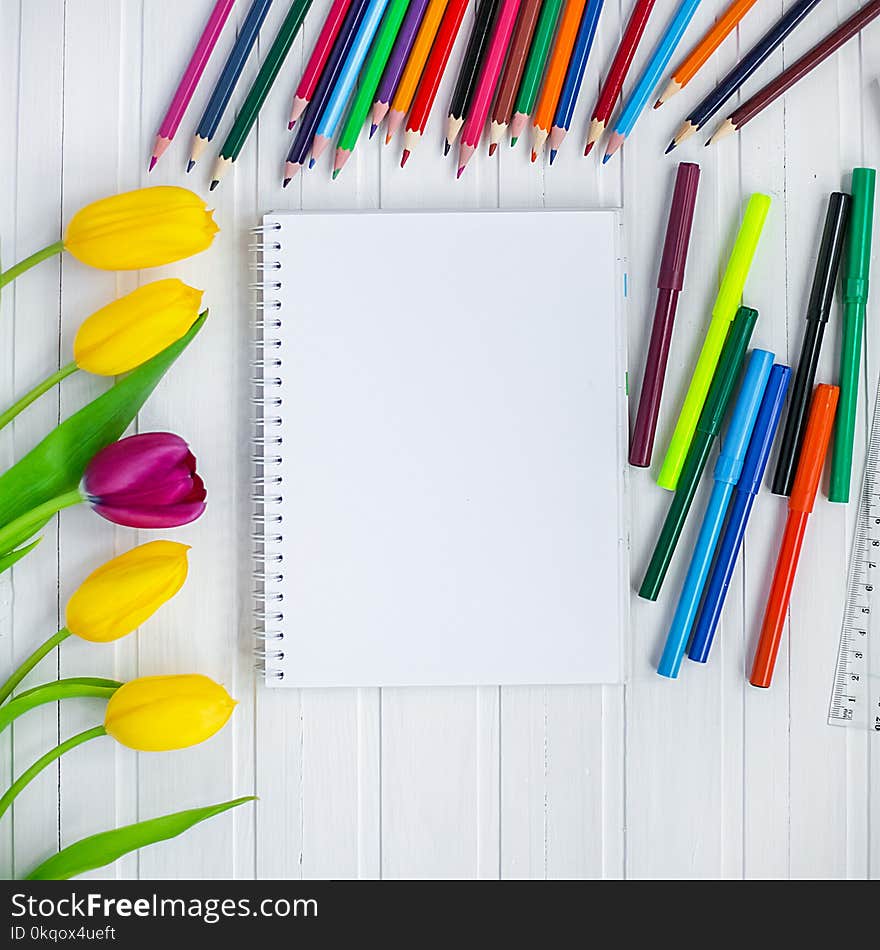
<box><xmin>0</xmin><ymin>538</ymin><xmax>42</xmax><ymax>573</ymax></box>
<box><xmin>0</xmin><ymin>677</ymin><xmax>121</xmax><ymax>733</ymax></box>
<box><xmin>0</xmin><ymin>311</ymin><xmax>207</xmax><ymax>529</ymax></box>
<box><xmin>25</xmin><ymin>796</ymin><xmax>256</xmax><ymax>880</ymax></box>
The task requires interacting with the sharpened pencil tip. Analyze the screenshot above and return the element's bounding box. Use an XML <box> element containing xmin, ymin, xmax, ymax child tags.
<box><xmin>653</xmin><ymin>99</ymin><xmax>662</xmax><ymax>110</ymax></box>
<box><xmin>401</xmin><ymin>149</ymin><xmax>410</xmax><ymax>168</ymax></box>
<box><xmin>288</xmin><ymin>121</ymin><xmax>295</xmax><ymax>130</ymax></box>
<box><xmin>602</xmin><ymin>153</ymin><xmax>610</xmax><ymax>164</ymax></box>
<box><xmin>584</xmin><ymin>141</ymin><xmax>593</xmax><ymax>157</ymax></box>
<box><xmin>332</xmin><ymin>168</ymin><xmax>340</xmax><ymax>180</ymax></box>
<box><xmin>186</xmin><ymin>159</ymin><xmax>195</xmax><ymax>173</ymax></box>
<box><xmin>443</xmin><ymin>140</ymin><xmax>451</xmax><ymax>156</ymax></box>
<box><xmin>149</xmin><ymin>155</ymin><xmax>158</xmax><ymax>172</ymax></box>
<box><xmin>282</xmin><ymin>178</ymin><xmax>291</xmax><ymax>188</ymax></box>
<box><xmin>549</xmin><ymin>149</ymin><xmax>557</xmax><ymax>165</ymax></box>
<box><xmin>456</xmin><ymin>165</ymin><xmax>465</xmax><ymax>179</ymax></box>
<box><xmin>510</xmin><ymin>136</ymin><xmax>518</xmax><ymax>148</ymax></box>
<box><xmin>308</xmin><ymin>158</ymin><xmax>316</xmax><ymax>169</ymax></box>
<box><xmin>665</xmin><ymin>141</ymin><xmax>676</xmax><ymax>154</ymax></box>
<box><xmin>530</xmin><ymin>151</ymin><xmax>537</xmax><ymax>163</ymax></box>
<box><xmin>488</xmin><ymin>143</ymin><xmax>497</xmax><ymax>157</ymax></box>
<box><xmin>704</xmin><ymin>138</ymin><xmax>710</xmax><ymax>147</ymax></box>
<box><xmin>385</xmin><ymin>132</ymin><xmax>392</xmax><ymax>146</ymax></box>
<box><xmin>209</xmin><ymin>179</ymin><xmax>219</xmax><ymax>191</ymax></box>
<box><xmin>369</xmin><ymin>124</ymin><xmax>377</xmax><ymax>139</ymax></box>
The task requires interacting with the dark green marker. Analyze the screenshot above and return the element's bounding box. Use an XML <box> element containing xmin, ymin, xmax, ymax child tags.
<box><xmin>640</xmin><ymin>306</ymin><xmax>758</xmax><ymax>601</ymax></box>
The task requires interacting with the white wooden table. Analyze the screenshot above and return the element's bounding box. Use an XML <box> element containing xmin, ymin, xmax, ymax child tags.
<box><xmin>1</xmin><ymin>0</ymin><xmax>878</xmax><ymax>880</ymax></box>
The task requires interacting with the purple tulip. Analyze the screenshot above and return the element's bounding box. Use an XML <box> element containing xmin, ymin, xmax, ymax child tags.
<box><xmin>83</xmin><ymin>433</ymin><xmax>207</xmax><ymax>529</ymax></box>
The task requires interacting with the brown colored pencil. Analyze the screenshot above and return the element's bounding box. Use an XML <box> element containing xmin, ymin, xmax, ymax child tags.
<box><xmin>487</xmin><ymin>0</ymin><xmax>544</xmax><ymax>154</ymax></box>
<box><xmin>708</xmin><ymin>0</ymin><xmax>880</xmax><ymax>144</ymax></box>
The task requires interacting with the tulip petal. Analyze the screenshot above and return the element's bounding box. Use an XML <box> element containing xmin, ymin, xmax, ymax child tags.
<box><xmin>95</xmin><ymin>466</ymin><xmax>200</xmax><ymax>508</ymax></box>
<box><xmin>92</xmin><ymin>500</ymin><xmax>206</xmax><ymax>529</ymax></box>
<box><xmin>84</xmin><ymin>432</ymin><xmax>191</xmax><ymax>497</ymax></box>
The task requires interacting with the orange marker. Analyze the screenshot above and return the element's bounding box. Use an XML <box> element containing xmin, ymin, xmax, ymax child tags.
<box><xmin>750</xmin><ymin>384</ymin><xmax>838</xmax><ymax>689</ymax></box>
<box><xmin>655</xmin><ymin>0</ymin><xmax>758</xmax><ymax>108</ymax></box>
<box><xmin>530</xmin><ymin>0</ymin><xmax>587</xmax><ymax>161</ymax></box>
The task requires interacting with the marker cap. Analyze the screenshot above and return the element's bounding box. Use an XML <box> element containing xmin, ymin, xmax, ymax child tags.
<box><xmin>658</xmin><ymin>162</ymin><xmax>701</xmax><ymax>291</ymax></box>
<box><xmin>696</xmin><ymin>306</ymin><xmax>758</xmax><ymax>436</ymax></box>
<box><xmin>807</xmin><ymin>192</ymin><xmax>851</xmax><ymax>322</ymax></box>
<box><xmin>789</xmin><ymin>384</ymin><xmax>839</xmax><ymax>514</ymax></box>
<box><xmin>844</xmin><ymin>168</ymin><xmax>876</xmax><ymax>301</ymax></box>
<box><xmin>712</xmin><ymin>193</ymin><xmax>771</xmax><ymax>323</ymax></box>
<box><xmin>738</xmin><ymin>364</ymin><xmax>792</xmax><ymax>496</ymax></box>
<box><xmin>714</xmin><ymin>349</ymin><xmax>775</xmax><ymax>485</ymax></box>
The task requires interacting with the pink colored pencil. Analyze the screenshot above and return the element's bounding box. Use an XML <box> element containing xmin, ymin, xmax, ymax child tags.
<box><xmin>456</xmin><ymin>0</ymin><xmax>522</xmax><ymax>177</ymax></box>
<box><xmin>289</xmin><ymin>0</ymin><xmax>354</xmax><ymax>126</ymax></box>
<box><xmin>150</xmin><ymin>0</ymin><xmax>237</xmax><ymax>170</ymax></box>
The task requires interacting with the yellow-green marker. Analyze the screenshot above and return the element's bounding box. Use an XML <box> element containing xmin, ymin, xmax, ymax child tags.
<box><xmin>657</xmin><ymin>193</ymin><xmax>771</xmax><ymax>491</ymax></box>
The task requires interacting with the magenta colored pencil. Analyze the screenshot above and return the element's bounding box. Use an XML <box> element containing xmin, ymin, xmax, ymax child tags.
<box><xmin>289</xmin><ymin>0</ymin><xmax>354</xmax><ymax>125</ymax></box>
<box><xmin>456</xmin><ymin>0</ymin><xmax>521</xmax><ymax>176</ymax></box>
<box><xmin>369</xmin><ymin>0</ymin><xmax>431</xmax><ymax>133</ymax></box>
<box><xmin>150</xmin><ymin>0</ymin><xmax>237</xmax><ymax>170</ymax></box>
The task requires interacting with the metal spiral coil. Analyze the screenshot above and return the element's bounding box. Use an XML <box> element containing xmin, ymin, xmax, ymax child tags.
<box><xmin>252</xmin><ymin>220</ymin><xmax>285</xmax><ymax>682</ymax></box>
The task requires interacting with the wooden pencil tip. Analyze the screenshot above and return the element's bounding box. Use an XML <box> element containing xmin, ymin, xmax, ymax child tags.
<box><xmin>186</xmin><ymin>159</ymin><xmax>195</xmax><ymax>173</ymax></box>
<box><xmin>653</xmin><ymin>100</ymin><xmax>662</xmax><ymax>110</ymax></box>
<box><xmin>549</xmin><ymin>149</ymin><xmax>557</xmax><ymax>165</ymax></box>
<box><xmin>488</xmin><ymin>142</ymin><xmax>497</xmax><ymax>157</ymax></box>
<box><xmin>530</xmin><ymin>151</ymin><xmax>537</xmax><ymax>163</ymax></box>
<box><xmin>308</xmin><ymin>158</ymin><xmax>316</xmax><ymax>169</ymax></box>
<box><xmin>443</xmin><ymin>141</ymin><xmax>451</xmax><ymax>156</ymax></box>
<box><xmin>148</xmin><ymin>155</ymin><xmax>158</xmax><ymax>172</ymax></box>
<box><xmin>332</xmin><ymin>168</ymin><xmax>340</xmax><ymax>180</ymax></box>
<box><xmin>664</xmin><ymin>141</ymin><xmax>676</xmax><ymax>155</ymax></box>
<box><xmin>282</xmin><ymin>178</ymin><xmax>291</xmax><ymax>188</ymax></box>
<box><xmin>288</xmin><ymin>121</ymin><xmax>295</xmax><ymax>130</ymax></box>
<box><xmin>209</xmin><ymin>179</ymin><xmax>219</xmax><ymax>191</ymax></box>
<box><xmin>369</xmin><ymin>124</ymin><xmax>378</xmax><ymax>139</ymax></box>
<box><xmin>509</xmin><ymin>136</ymin><xmax>518</xmax><ymax>148</ymax></box>
<box><xmin>456</xmin><ymin>165</ymin><xmax>465</xmax><ymax>179</ymax></box>
<box><xmin>584</xmin><ymin>141</ymin><xmax>593</xmax><ymax>157</ymax></box>
<box><xmin>385</xmin><ymin>132</ymin><xmax>392</xmax><ymax>146</ymax></box>
<box><xmin>400</xmin><ymin>149</ymin><xmax>410</xmax><ymax>168</ymax></box>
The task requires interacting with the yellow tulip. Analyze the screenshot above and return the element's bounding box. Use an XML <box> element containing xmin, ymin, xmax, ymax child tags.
<box><xmin>73</xmin><ymin>280</ymin><xmax>203</xmax><ymax>376</ymax></box>
<box><xmin>65</xmin><ymin>541</ymin><xmax>190</xmax><ymax>643</ymax></box>
<box><xmin>104</xmin><ymin>675</ymin><xmax>236</xmax><ymax>752</ymax></box>
<box><xmin>64</xmin><ymin>186</ymin><xmax>219</xmax><ymax>270</ymax></box>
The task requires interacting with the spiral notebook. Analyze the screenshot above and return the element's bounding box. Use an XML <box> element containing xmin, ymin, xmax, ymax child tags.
<box><xmin>253</xmin><ymin>209</ymin><xmax>628</xmax><ymax>687</ymax></box>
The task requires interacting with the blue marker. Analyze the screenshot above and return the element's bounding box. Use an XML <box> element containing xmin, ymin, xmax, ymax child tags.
<box><xmin>602</xmin><ymin>0</ymin><xmax>702</xmax><ymax>162</ymax></box>
<box><xmin>189</xmin><ymin>0</ymin><xmax>275</xmax><ymax>171</ymax></box>
<box><xmin>688</xmin><ymin>363</ymin><xmax>792</xmax><ymax>664</ymax></box>
<box><xmin>657</xmin><ymin>349</ymin><xmax>774</xmax><ymax>679</ymax></box>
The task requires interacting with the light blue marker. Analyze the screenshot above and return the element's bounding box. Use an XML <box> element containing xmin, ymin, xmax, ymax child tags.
<box><xmin>603</xmin><ymin>0</ymin><xmax>702</xmax><ymax>162</ymax></box>
<box><xmin>657</xmin><ymin>349</ymin><xmax>774</xmax><ymax>679</ymax></box>
<box><xmin>310</xmin><ymin>0</ymin><xmax>391</xmax><ymax>165</ymax></box>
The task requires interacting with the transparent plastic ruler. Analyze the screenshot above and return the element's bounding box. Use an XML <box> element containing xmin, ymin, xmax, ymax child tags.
<box><xmin>828</xmin><ymin>383</ymin><xmax>880</xmax><ymax>730</ymax></box>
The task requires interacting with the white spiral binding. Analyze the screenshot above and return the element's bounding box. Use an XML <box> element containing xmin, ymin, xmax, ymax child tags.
<box><xmin>252</xmin><ymin>221</ymin><xmax>285</xmax><ymax>682</ymax></box>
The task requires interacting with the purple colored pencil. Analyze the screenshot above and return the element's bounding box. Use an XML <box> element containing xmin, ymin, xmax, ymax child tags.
<box><xmin>369</xmin><ymin>0</ymin><xmax>430</xmax><ymax>133</ymax></box>
<box><xmin>283</xmin><ymin>0</ymin><xmax>371</xmax><ymax>181</ymax></box>
<box><xmin>630</xmin><ymin>162</ymin><xmax>701</xmax><ymax>468</ymax></box>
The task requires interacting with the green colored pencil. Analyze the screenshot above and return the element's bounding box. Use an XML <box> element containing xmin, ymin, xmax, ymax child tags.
<box><xmin>210</xmin><ymin>0</ymin><xmax>314</xmax><ymax>188</ymax></box>
<box><xmin>508</xmin><ymin>0</ymin><xmax>563</xmax><ymax>146</ymax></box>
<box><xmin>331</xmin><ymin>0</ymin><xmax>412</xmax><ymax>179</ymax></box>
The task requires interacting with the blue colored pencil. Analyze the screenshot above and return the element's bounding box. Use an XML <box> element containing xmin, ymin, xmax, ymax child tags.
<box><xmin>189</xmin><ymin>0</ymin><xmax>275</xmax><ymax>171</ymax></box>
<box><xmin>283</xmin><ymin>0</ymin><xmax>371</xmax><ymax>181</ymax></box>
<box><xmin>603</xmin><ymin>0</ymin><xmax>701</xmax><ymax>162</ymax></box>
<box><xmin>548</xmin><ymin>0</ymin><xmax>603</xmax><ymax>163</ymax></box>
<box><xmin>309</xmin><ymin>0</ymin><xmax>391</xmax><ymax>166</ymax></box>
<box><xmin>687</xmin><ymin>364</ymin><xmax>792</xmax><ymax>665</ymax></box>
<box><xmin>657</xmin><ymin>349</ymin><xmax>773</xmax><ymax>680</ymax></box>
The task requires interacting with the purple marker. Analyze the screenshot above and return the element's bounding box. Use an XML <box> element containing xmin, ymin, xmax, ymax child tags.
<box><xmin>369</xmin><ymin>0</ymin><xmax>430</xmax><ymax>135</ymax></box>
<box><xmin>283</xmin><ymin>0</ymin><xmax>372</xmax><ymax>181</ymax></box>
<box><xmin>629</xmin><ymin>162</ymin><xmax>701</xmax><ymax>468</ymax></box>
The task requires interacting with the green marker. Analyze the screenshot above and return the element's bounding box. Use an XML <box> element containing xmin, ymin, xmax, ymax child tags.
<box><xmin>508</xmin><ymin>0</ymin><xmax>563</xmax><ymax>146</ymax></box>
<box><xmin>332</xmin><ymin>0</ymin><xmax>413</xmax><ymax>179</ymax></box>
<box><xmin>658</xmin><ymin>193</ymin><xmax>771</xmax><ymax>491</ymax></box>
<box><xmin>830</xmin><ymin>168</ymin><xmax>876</xmax><ymax>503</ymax></box>
<box><xmin>640</xmin><ymin>306</ymin><xmax>758</xmax><ymax>602</ymax></box>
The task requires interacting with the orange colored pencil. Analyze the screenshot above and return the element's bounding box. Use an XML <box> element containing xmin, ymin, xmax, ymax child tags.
<box><xmin>530</xmin><ymin>0</ymin><xmax>587</xmax><ymax>160</ymax></box>
<box><xmin>655</xmin><ymin>0</ymin><xmax>759</xmax><ymax>108</ymax></box>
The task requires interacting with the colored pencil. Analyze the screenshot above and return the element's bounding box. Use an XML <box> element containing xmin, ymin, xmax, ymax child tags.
<box><xmin>400</xmin><ymin>0</ymin><xmax>470</xmax><ymax>165</ymax></box>
<box><xmin>547</xmin><ymin>0</ymin><xmax>603</xmax><ymax>162</ymax></box>
<box><xmin>370</xmin><ymin>0</ymin><xmax>431</xmax><ymax>135</ymax></box>
<box><xmin>603</xmin><ymin>0</ymin><xmax>702</xmax><ymax>162</ymax></box>
<box><xmin>709</xmin><ymin>0</ymin><xmax>880</xmax><ymax>145</ymax></box>
<box><xmin>457</xmin><ymin>0</ymin><xmax>523</xmax><ymax>175</ymax></box>
<box><xmin>531</xmin><ymin>0</ymin><xmax>588</xmax><ymax>160</ymax></box>
<box><xmin>310</xmin><ymin>0</ymin><xmax>392</xmax><ymax>166</ymax></box>
<box><xmin>386</xmin><ymin>0</ymin><xmax>450</xmax><ymax>144</ymax></box>
<box><xmin>333</xmin><ymin>0</ymin><xmax>414</xmax><ymax>177</ymax></box>
<box><xmin>150</xmin><ymin>0</ymin><xmax>236</xmax><ymax>170</ymax></box>
<box><xmin>283</xmin><ymin>0</ymin><xmax>370</xmax><ymax>181</ymax></box>
<box><xmin>487</xmin><ymin>0</ymin><xmax>544</xmax><ymax>155</ymax></box>
<box><xmin>444</xmin><ymin>0</ymin><xmax>500</xmax><ymax>153</ymax></box>
<box><xmin>508</xmin><ymin>0</ymin><xmax>563</xmax><ymax>145</ymax></box>
<box><xmin>584</xmin><ymin>0</ymin><xmax>655</xmax><ymax>156</ymax></box>
<box><xmin>211</xmin><ymin>0</ymin><xmax>313</xmax><ymax>188</ymax></box>
<box><xmin>655</xmin><ymin>0</ymin><xmax>758</xmax><ymax>108</ymax></box>
<box><xmin>289</xmin><ymin>0</ymin><xmax>354</xmax><ymax>125</ymax></box>
<box><xmin>668</xmin><ymin>0</ymin><xmax>821</xmax><ymax>151</ymax></box>
<box><xmin>189</xmin><ymin>0</ymin><xmax>273</xmax><ymax>172</ymax></box>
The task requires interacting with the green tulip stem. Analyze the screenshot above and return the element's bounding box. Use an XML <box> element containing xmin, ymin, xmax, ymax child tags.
<box><xmin>0</xmin><ymin>628</ymin><xmax>72</xmax><ymax>706</ymax></box>
<box><xmin>0</xmin><ymin>489</ymin><xmax>83</xmax><ymax>566</ymax></box>
<box><xmin>0</xmin><ymin>725</ymin><xmax>106</xmax><ymax>821</ymax></box>
<box><xmin>0</xmin><ymin>677</ymin><xmax>121</xmax><ymax>733</ymax></box>
<box><xmin>0</xmin><ymin>362</ymin><xmax>78</xmax><ymax>432</ymax></box>
<box><xmin>0</xmin><ymin>241</ymin><xmax>65</xmax><ymax>288</ymax></box>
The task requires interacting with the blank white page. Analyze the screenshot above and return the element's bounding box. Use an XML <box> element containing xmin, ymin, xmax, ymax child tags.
<box><xmin>260</xmin><ymin>209</ymin><xmax>626</xmax><ymax>687</ymax></box>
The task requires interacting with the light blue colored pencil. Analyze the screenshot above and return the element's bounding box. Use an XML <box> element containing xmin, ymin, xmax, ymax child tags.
<box><xmin>603</xmin><ymin>0</ymin><xmax>701</xmax><ymax>162</ymax></box>
<box><xmin>309</xmin><ymin>0</ymin><xmax>392</xmax><ymax>165</ymax></box>
<box><xmin>657</xmin><ymin>349</ymin><xmax>773</xmax><ymax>679</ymax></box>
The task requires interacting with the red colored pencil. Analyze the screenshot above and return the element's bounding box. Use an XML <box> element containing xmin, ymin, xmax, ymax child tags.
<box><xmin>400</xmin><ymin>0</ymin><xmax>469</xmax><ymax>166</ymax></box>
<box><xmin>584</xmin><ymin>0</ymin><xmax>656</xmax><ymax>155</ymax></box>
